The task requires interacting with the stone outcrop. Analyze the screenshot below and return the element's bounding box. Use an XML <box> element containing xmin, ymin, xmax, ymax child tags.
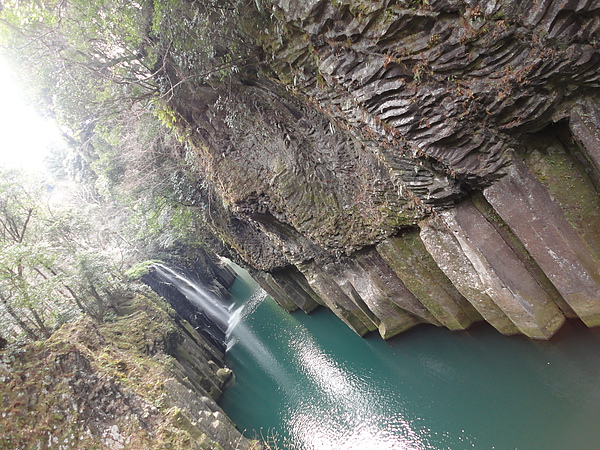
<box><xmin>166</xmin><ymin>0</ymin><xmax>600</xmax><ymax>340</ymax></box>
<box><xmin>0</xmin><ymin>293</ymin><xmax>260</xmax><ymax>450</ymax></box>
<box><xmin>166</xmin><ymin>247</ymin><xmax>239</xmax><ymax>301</ymax></box>
<box><xmin>142</xmin><ymin>256</ymin><xmax>239</xmax><ymax>350</ymax></box>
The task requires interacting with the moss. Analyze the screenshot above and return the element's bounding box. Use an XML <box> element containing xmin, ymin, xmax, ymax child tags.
<box><xmin>0</xmin><ymin>291</ymin><xmax>249</xmax><ymax>450</ymax></box>
<box><xmin>522</xmin><ymin>129</ymin><xmax>600</xmax><ymax>266</ymax></box>
<box><xmin>377</xmin><ymin>230</ymin><xmax>480</xmax><ymax>329</ymax></box>
<box><xmin>469</xmin><ymin>191</ymin><xmax>575</xmax><ymax>317</ymax></box>
<box><xmin>171</xmin><ymin>409</ymin><xmax>205</xmax><ymax>440</ymax></box>
<box><xmin>125</xmin><ymin>260</ymin><xmax>164</xmax><ymax>280</ymax></box>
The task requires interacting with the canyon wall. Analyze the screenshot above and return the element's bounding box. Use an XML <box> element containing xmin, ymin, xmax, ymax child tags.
<box><xmin>172</xmin><ymin>0</ymin><xmax>600</xmax><ymax>340</ymax></box>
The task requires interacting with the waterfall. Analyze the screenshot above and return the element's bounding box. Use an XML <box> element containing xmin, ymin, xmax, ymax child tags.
<box><xmin>151</xmin><ymin>263</ymin><xmax>237</xmax><ymax>347</ymax></box>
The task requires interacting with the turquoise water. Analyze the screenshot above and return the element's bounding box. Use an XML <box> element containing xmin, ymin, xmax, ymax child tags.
<box><xmin>219</xmin><ymin>271</ymin><xmax>600</xmax><ymax>449</ymax></box>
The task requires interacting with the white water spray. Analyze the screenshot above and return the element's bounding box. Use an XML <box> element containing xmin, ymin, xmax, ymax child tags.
<box><xmin>152</xmin><ymin>263</ymin><xmax>239</xmax><ymax>338</ymax></box>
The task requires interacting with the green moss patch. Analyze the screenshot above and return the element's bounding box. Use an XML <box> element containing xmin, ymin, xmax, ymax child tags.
<box><xmin>0</xmin><ymin>292</ymin><xmax>237</xmax><ymax>450</ymax></box>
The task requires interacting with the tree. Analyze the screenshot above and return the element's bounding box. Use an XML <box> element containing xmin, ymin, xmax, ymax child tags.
<box><xmin>0</xmin><ymin>0</ymin><xmax>258</xmax><ymax>219</ymax></box>
<box><xmin>0</xmin><ymin>169</ymin><xmax>69</xmax><ymax>340</ymax></box>
<box><xmin>0</xmin><ymin>0</ymin><xmax>258</xmax><ymax>124</ymax></box>
<box><xmin>0</xmin><ymin>168</ymin><xmax>138</xmax><ymax>341</ymax></box>
<box><xmin>0</xmin><ymin>0</ymin><xmax>261</xmax><ymax>340</ymax></box>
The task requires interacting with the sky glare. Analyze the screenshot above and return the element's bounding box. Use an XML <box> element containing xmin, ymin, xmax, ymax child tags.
<box><xmin>0</xmin><ymin>56</ymin><xmax>62</xmax><ymax>173</ymax></box>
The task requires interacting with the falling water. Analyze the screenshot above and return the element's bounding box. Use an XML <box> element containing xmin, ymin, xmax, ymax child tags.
<box><xmin>150</xmin><ymin>262</ymin><xmax>600</xmax><ymax>449</ymax></box>
<box><xmin>151</xmin><ymin>263</ymin><xmax>238</xmax><ymax>344</ymax></box>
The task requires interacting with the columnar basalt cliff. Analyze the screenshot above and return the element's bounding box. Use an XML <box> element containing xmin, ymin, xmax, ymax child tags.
<box><xmin>168</xmin><ymin>0</ymin><xmax>600</xmax><ymax>340</ymax></box>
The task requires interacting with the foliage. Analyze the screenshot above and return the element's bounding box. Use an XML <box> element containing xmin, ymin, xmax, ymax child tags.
<box><xmin>0</xmin><ymin>0</ymin><xmax>260</xmax><ymax>342</ymax></box>
<box><xmin>0</xmin><ymin>0</ymin><xmax>253</xmax><ymax>259</ymax></box>
<box><xmin>90</xmin><ymin>101</ymin><xmax>217</xmax><ymax>256</ymax></box>
<box><xmin>125</xmin><ymin>259</ymin><xmax>163</xmax><ymax>280</ymax></box>
<box><xmin>0</xmin><ymin>2</ymin><xmax>269</xmax><ymax>447</ymax></box>
<box><xmin>0</xmin><ymin>169</ymin><xmax>65</xmax><ymax>340</ymax></box>
<box><xmin>0</xmin><ymin>0</ymin><xmax>258</xmax><ymax>126</ymax></box>
<box><xmin>0</xmin><ymin>292</ymin><xmax>230</xmax><ymax>450</ymax></box>
<box><xmin>0</xmin><ymin>168</ymin><xmax>142</xmax><ymax>342</ymax></box>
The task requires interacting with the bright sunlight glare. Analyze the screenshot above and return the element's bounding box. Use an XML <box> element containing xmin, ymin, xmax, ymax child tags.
<box><xmin>0</xmin><ymin>55</ymin><xmax>62</xmax><ymax>173</ymax></box>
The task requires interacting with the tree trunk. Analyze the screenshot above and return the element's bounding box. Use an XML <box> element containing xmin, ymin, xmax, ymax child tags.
<box><xmin>0</xmin><ymin>294</ymin><xmax>39</xmax><ymax>340</ymax></box>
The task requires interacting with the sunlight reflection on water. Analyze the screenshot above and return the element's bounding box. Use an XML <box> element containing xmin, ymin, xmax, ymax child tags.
<box><xmin>279</xmin><ymin>323</ymin><xmax>431</xmax><ymax>449</ymax></box>
<box><xmin>220</xmin><ymin>271</ymin><xmax>600</xmax><ymax>450</ymax></box>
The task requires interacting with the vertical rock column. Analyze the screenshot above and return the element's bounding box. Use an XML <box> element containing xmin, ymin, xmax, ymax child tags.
<box><xmin>252</xmin><ymin>267</ymin><xmax>322</xmax><ymax>313</ymax></box>
<box><xmin>570</xmin><ymin>97</ymin><xmax>600</xmax><ymax>190</ymax></box>
<box><xmin>297</xmin><ymin>260</ymin><xmax>380</xmax><ymax>336</ymax></box>
<box><xmin>377</xmin><ymin>230</ymin><xmax>482</xmax><ymax>331</ymax></box>
<box><xmin>296</xmin><ymin>256</ymin><xmax>435</xmax><ymax>339</ymax></box>
<box><xmin>325</xmin><ymin>260</ymin><xmax>421</xmax><ymax>340</ymax></box>
<box><xmin>420</xmin><ymin>214</ymin><xmax>520</xmax><ymax>336</ymax></box>
<box><xmin>420</xmin><ymin>198</ymin><xmax>566</xmax><ymax>339</ymax></box>
<box><xmin>484</xmin><ymin>159</ymin><xmax>600</xmax><ymax>327</ymax></box>
<box><xmin>340</xmin><ymin>252</ymin><xmax>436</xmax><ymax>338</ymax></box>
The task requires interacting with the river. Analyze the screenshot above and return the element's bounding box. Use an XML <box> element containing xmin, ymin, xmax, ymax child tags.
<box><xmin>218</xmin><ymin>267</ymin><xmax>600</xmax><ymax>449</ymax></box>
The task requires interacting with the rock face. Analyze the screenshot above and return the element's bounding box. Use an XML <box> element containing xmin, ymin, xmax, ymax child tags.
<box><xmin>0</xmin><ymin>293</ymin><xmax>260</xmax><ymax>450</ymax></box>
<box><xmin>168</xmin><ymin>0</ymin><xmax>600</xmax><ymax>340</ymax></box>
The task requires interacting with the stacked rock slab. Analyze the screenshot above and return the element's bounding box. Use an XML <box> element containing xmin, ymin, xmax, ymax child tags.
<box><xmin>422</xmin><ymin>199</ymin><xmax>567</xmax><ymax>339</ymax></box>
<box><xmin>168</xmin><ymin>0</ymin><xmax>600</xmax><ymax>340</ymax></box>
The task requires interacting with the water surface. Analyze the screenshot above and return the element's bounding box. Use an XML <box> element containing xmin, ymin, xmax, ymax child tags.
<box><xmin>220</xmin><ymin>271</ymin><xmax>600</xmax><ymax>449</ymax></box>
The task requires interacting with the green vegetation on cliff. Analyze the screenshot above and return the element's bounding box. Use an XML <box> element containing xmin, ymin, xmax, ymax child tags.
<box><xmin>2</xmin><ymin>0</ymin><xmax>600</xmax><ymax>348</ymax></box>
<box><xmin>0</xmin><ymin>1</ymin><xmax>599</xmax><ymax>446</ymax></box>
<box><xmin>0</xmin><ymin>291</ymin><xmax>259</xmax><ymax>450</ymax></box>
<box><xmin>0</xmin><ymin>168</ymin><xmax>141</xmax><ymax>342</ymax></box>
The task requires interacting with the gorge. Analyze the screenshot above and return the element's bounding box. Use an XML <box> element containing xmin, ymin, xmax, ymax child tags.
<box><xmin>2</xmin><ymin>0</ymin><xmax>600</xmax><ymax>448</ymax></box>
<box><xmin>162</xmin><ymin>0</ymin><xmax>600</xmax><ymax>342</ymax></box>
<box><xmin>220</xmin><ymin>267</ymin><xmax>600</xmax><ymax>449</ymax></box>
<box><xmin>153</xmin><ymin>1</ymin><xmax>600</xmax><ymax>444</ymax></box>
<box><xmin>142</xmin><ymin>259</ymin><xmax>600</xmax><ymax>449</ymax></box>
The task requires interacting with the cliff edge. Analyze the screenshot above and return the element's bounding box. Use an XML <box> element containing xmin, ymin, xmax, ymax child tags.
<box><xmin>0</xmin><ymin>292</ymin><xmax>260</xmax><ymax>450</ymax></box>
<box><xmin>163</xmin><ymin>0</ymin><xmax>600</xmax><ymax>340</ymax></box>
